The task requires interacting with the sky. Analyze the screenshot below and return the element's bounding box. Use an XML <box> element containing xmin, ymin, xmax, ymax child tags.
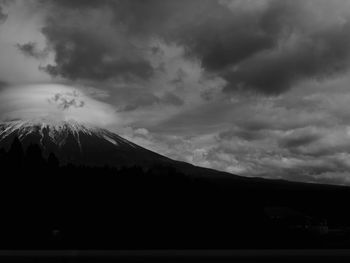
<box><xmin>2</xmin><ymin>0</ymin><xmax>350</xmax><ymax>185</ymax></box>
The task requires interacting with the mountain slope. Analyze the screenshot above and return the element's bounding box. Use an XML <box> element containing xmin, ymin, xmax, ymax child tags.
<box><xmin>0</xmin><ymin>120</ymin><xmax>171</xmax><ymax>167</ymax></box>
<box><xmin>2</xmin><ymin>120</ymin><xmax>350</xmax><ymax>250</ymax></box>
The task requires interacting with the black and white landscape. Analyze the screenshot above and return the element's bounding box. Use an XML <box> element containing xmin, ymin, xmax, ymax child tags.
<box><xmin>0</xmin><ymin>118</ymin><xmax>350</xmax><ymax>249</ymax></box>
<box><xmin>1</xmin><ymin>0</ymin><xmax>350</xmax><ymax>251</ymax></box>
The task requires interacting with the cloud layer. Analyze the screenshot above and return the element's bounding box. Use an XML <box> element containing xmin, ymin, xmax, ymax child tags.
<box><xmin>30</xmin><ymin>0</ymin><xmax>350</xmax><ymax>95</ymax></box>
<box><xmin>0</xmin><ymin>84</ymin><xmax>120</xmax><ymax>127</ymax></box>
<box><xmin>2</xmin><ymin>1</ymin><xmax>350</xmax><ymax>184</ymax></box>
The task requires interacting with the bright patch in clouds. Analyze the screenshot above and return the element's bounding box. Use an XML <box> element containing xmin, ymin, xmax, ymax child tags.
<box><xmin>0</xmin><ymin>84</ymin><xmax>120</xmax><ymax>127</ymax></box>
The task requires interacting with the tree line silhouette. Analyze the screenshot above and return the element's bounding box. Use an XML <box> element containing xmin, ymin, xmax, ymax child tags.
<box><xmin>1</xmin><ymin>137</ymin><xmax>350</xmax><ymax>249</ymax></box>
<box><xmin>0</xmin><ymin>137</ymin><xmax>193</xmax><ymax>185</ymax></box>
<box><xmin>0</xmin><ymin>137</ymin><xmax>59</xmax><ymax>171</ymax></box>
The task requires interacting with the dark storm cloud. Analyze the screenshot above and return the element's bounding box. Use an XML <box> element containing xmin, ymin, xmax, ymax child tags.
<box><xmin>37</xmin><ymin>0</ymin><xmax>350</xmax><ymax>94</ymax></box>
<box><xmin>37</xmin><ymin>0</ymin><xmax>200</xmax><ymax>82</ymax></box>
<box><xmin>225</xmin><ymin>22</ymin><xmax>350</xmax><ymax>94</ymax></box>
<box><xmin>41</xmin><ymin>23</ymin><xmax>154</xmax><ymax>81</ymax></box>
<box><xmin>0</xmin><ymin>80</ymin><xmax>7</xmax><ymax>90</ymax></box>
<box><xmin>175</xmin><ymin>0</ymin><xmax>350</xmax><ymax>94</ymax></box>
<box><xmin>0</xmin><ymin>5</ymin><xmax>7</xmax><ymax>24</ymax></box>
<box><xmin>105</xmin><ymin>0</ymin><xmax>350</xmax><ymax>95</ymax></box>
<box><xmin>279</xmin><ymin>133</ymin><xmax>321</xmax><ymax>149</ymax></box>
<box><xmin>45</xmin><ymin>0</ymin><xmax>111</xmax><ymax>9</ymax></box>
<box><xmin>16</xmin><ymin>42</ymin><xmax>47</xmax><ymax>59</ymax></box>
<box><xmin>38</xmin><ymin>0</ymin><xmax>159</xmax><ymax>82</ymax></box>
<box><xmin>34</xmin><ymin>1</ymin><xmax>192</xmax><ymax>81</ymax></box>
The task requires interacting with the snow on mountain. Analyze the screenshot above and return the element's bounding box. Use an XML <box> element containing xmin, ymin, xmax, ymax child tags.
<box><xmin>0</xmin><ymin>119</ymin><xmax>169</xmax><ymax>167</ymax></box>
<box><xmin>0</xmin><ymin>119</ymin><xmax>136</xmax><ymax>149</ymax></box>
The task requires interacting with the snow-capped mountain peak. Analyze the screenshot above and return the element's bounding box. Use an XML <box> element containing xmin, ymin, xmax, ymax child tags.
<box><xmin>0</xmin><ymin>119</ymin><xmax>166</xmax><ymax>167</ymax></box>
<box><xmin>0</xmin><ymin>119</ymin><xmax>126</xmax><ymax>147</ymax></box>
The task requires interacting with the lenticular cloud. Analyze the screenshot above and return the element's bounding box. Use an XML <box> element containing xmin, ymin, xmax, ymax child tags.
<box><xmin>0</xmin><ymin>84</ymin><xmax>119</xmax><ymax>127</ymax></box>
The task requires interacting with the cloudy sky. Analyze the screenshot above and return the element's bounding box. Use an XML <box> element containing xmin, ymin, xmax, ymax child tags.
<box><xmin>2</xmin><ymin>0</ymin><xmax>350</xmax><ymax>184</ymax></box>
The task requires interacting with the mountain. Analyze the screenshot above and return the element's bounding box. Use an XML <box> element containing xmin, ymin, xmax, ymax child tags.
<box><xmin>1</xmin><ymin>119</ymin><xmax>350</xmax><ymax>250</ymax></box>
<box><xmin>0</xmin><ymin>119</ymin><xmax>173</xmax><ymax>168</ymax></box>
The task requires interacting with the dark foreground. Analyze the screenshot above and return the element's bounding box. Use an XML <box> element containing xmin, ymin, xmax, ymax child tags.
<box><xmin>1</xmin><ymin>139</ymin><xmax>350</xmax><ymax>250</ymax></box>
<box><xmin>2</xmin><ymin>250</ymin><xmax>350</xmax><ymax>263</ymax></box>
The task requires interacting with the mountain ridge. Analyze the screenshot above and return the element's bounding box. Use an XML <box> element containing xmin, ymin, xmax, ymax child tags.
<box><xmin>0</xmin><ymin>120</ymin><xmax>172</xmax><ymax>168</ymax></box>
<box><xmin>1</xmin><ymin>119</ymin><xmax>350</xmax><ymax>188</ymax></box>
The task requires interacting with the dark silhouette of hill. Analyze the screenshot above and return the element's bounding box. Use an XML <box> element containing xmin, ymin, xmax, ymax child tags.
<box><xmin>0</xmin><ymin>137</ymin><xmax>350</xmax><ymax>249</ymax></box>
